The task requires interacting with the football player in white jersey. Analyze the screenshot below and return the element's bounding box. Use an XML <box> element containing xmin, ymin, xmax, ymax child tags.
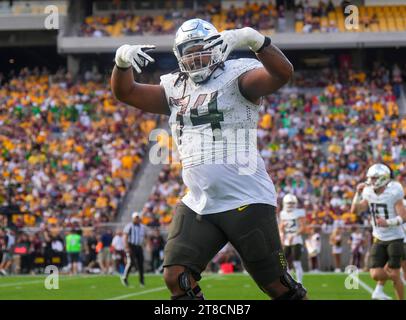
<box><xmin>402</xmin><ymin>199</ymin><xmax>406</xmax><ymax>285</ymax></box>
<box><xmin>111</xmin><ymin>19</ymin><xmax>307</xmax><ymax>300</ymax></box>
<box><xmin>351</xmin><ymin>163</ymin><xmax>406</xmax><ymax>300</ymax></box>
<box><xmin>279</xmin><ymin>194</ymin><xmax>306</xmax><ymax>283</ymax></box>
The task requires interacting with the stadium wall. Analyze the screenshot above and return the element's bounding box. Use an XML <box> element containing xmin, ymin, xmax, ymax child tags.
<box><xmin>0</xmin><ymin>14</ymin><xmax>66</xmax><ymax>31</ymax></box>
<box><xmin>58</xmin><ymin>31</ymin><xmax>406</xmax><ymax>54</ymax></box>
<box><xmin>365</xmin><ymin>0</ymin><xmax>406</xmax><ymax>5</ymax></box>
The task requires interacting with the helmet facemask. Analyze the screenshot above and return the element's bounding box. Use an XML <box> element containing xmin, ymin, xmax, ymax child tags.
<box><xmin>366</xmin><ymin>174</ymin><xmax>390</xmax><ymax>190</ymax></box>
<box><xmin>176</xmin><ymin>40</ymin><xmax>222</xmax><ymax>83</ymax></box>
<box><xmin>284</xmin><ymin>201</ymin><xmax>297</xmax><ymax>212</ymax></box>
<box><xmin>366</xmin><ymin>164</ymin><xmax>391</xmax><ymax>190</ymax></box>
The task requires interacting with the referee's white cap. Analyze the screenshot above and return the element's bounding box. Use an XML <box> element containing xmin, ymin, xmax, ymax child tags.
<box><xmin>132</xmin><ymin>211</ymin><xmax>141</xmax><ymax>219</ymax></box>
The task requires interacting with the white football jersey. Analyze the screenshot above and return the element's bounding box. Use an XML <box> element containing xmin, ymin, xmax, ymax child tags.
<box><xmin>403</xmin><ymin>223</ymin><xmax>406</xmax><ymax>244</ymax></box>
<box><xmin>403</xmin><ymin>199</ymin><xmax>406</xmax><ymax>243</ymax></box>
<box><xmin>280</xmin><ymin>209</ymin><xmax>306</xmax><ymax>246</ymax></box>
<box><xmin>160</xmin><ymin>58</ymin><xmax>276</xmax><ymax>214</ymax></box>
<box><xmin>362</xmin><ymin>181</ymin><xmax>405</xmax><ymax>241</ymax></box>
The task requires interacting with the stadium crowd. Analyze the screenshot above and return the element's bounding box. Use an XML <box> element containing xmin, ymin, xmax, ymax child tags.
<box><xmin>79</xmin><ymin>1</ymin><xmax>282</xmax><ymax>37</ymax></box>
<box><xmin>294</xmin><ymin>1</ymin><xmax>406</xmax><ymax>33</ymax></box>
<box><xmin>0</xmin><ymin>67</ymin><xmax>159</xmax><ymax>229</ymax></box>
<box><xmin>78</xmin><ymin>1</ymin><xmax>406</xmax><ymax>37</ymax></box>
<box><xmin>0</xmin><ymin>68</ymin><xmax>165</xmax><ymax>275</ymax></box>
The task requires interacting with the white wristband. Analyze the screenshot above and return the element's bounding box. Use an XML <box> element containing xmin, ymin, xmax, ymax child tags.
<box><xmin>386</xmin><ymin>216</ymin><xmax>403</xmax><ymax>226</ymax></box>
<box><xmin>115</xmin><ymin>44</ymin><xmax>132</xmax><ymax>68</ymax></box>
<box><xmin>241</xmin><ymin>27</ymin><xmax>265</xmax><ymax>52</ymax></box>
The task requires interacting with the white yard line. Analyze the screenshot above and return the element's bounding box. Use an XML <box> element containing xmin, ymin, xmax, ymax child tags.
<box><xmin>0</xmin><ymin>279</ymin><xmax>48</xmax><ymax>288</ymax></box>
<box><xmin>0</xmin><ymin>275</ymin><xmax>99</xmax><ymax>288</ymax></box>
<box><xmin>106</xmin><ymin>286</ymin><xmax>168</xmax><ymax>300</ymax></box>
<box><xmin>357</xmin><ymin>278</ymin><xmax>374</xmax><ymax>294</ymax></box>
<box><xmin>303</xmin><ymin>272</ymin><xmax>370</xmax><ymax>276</ymax></box>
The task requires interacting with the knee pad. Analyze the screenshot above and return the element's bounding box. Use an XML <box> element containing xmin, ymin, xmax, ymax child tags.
<box><xmin>171</xmin><ymin>270</ymin><xmax>205</xmax><ymax>300</ymax></box>
<box><xmin>274</xmin><ymin>272</ymin><xmax>307</xmax><ymax>300</ymax></box>
<box><xmin>171</xmin><ymin>285</ymin><xmax>204</xmax><ymax>300</ymax></box>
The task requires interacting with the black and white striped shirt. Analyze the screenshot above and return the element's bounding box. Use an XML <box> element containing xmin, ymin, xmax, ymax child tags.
<box><xmin>123</xmin><ymin>223</ymin><xmax>145</xmax><ymax>246</ymax></box>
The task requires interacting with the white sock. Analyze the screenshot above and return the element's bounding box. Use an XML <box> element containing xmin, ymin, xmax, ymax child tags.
<box><xmin>293</xmin><ymin>261</ymin><xmax>303</xmax><ymax>283</ymax></box>
<box><xmin>375</xmin><ymin>283</ymin><xmax>384</xmax><ymax>293</ymax></box>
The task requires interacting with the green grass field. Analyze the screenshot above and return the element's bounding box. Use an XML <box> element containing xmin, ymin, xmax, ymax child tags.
<box><xmin>0</xmin><ymin>272</ymin><xmax>400</xmax><ymax>300</ymax></box>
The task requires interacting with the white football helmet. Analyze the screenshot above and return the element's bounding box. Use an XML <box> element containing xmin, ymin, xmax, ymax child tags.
<box><xmin>283</xmin><ymin>193</ymin><xmax>298</xmax><ymax>212</ymax></box>
<box><xmin>366</xmin><ymin>163</ymin><xmax>391</xmax><ymax>190</ymax></box>
<box><xmin>173</xmin><ymin>19</ymin><xmax>222</xmax><ymax>84</ymax></box>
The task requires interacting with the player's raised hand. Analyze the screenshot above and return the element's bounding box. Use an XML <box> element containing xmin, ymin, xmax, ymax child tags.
<box><xmin>356</xmin><ymin>183</ymin><xmax>366</xmax><ymax>194</ymax></box>
<box><xmin>115</xmin><ymin>44</ymin><xmax>156</xmax><ymax>73</ymax></box>
<box><xmin>376</xmin><ymin>217</ymin><xmax>388</xmax><ymax>227</ymax></box>
<box><xmin>203</xmin><ymin>27</ymin><xmax>266</xmax><ymax>62</ymax></box>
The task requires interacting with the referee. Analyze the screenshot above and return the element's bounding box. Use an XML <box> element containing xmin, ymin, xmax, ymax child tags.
<box><xmin>121</xmin><ymin>211</ymin><xmax>146</xmax><ymax>287</ymax></box>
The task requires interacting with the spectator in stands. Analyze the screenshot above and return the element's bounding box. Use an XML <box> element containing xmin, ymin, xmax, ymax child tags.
<box><xmin>149</xmin><ymin>228</ymin><xmax>165</xmax><ymax>273</ymax></box>
<box><xmin>306</xmin><ymin>227</ymin><xmax>321</xmax><ymax>272</ymax></box>
<box><xmin>277</xmin><ymin>4</ymin><xmax>286</xmax><ymax>32</ymax></box>
<box><xmin>0</xmin><ymin>230</ymin><xmax>7</xmax><ymax>275</ymax></box>
<box><xmin>295</xmin><ymin>7</ymin><xmax>304</xmax><ymax>22</ymax></box>
<box><xmin>349</xmin><ymin>226</ymin><xmax>364</xmax><ymax>269</ymax></box>
<box><xmin>112</xmin><ymin>229</ymin><xmax>125</xmax><ymax>274</ymax></box>
<box><xmin>46</xmin><ymin>230</ymin><xmax>65</xmax><ymax>269</ymax></box>
<box><xmin>0</xmin><ymin>228</ymin><xmax>14</xmax><ymax>275</ymax></box>
<box><xmin>29</xmin><ymin>232</ymin><xmax>43</xmax><ymax>274</ymax></box>
<box><xmin>98</xmin><ymin>229</ymin><xmax>113</xmax><ymax>274</ymax></box>
<box><xmin>84</xmin><ymin>229</ymin><xmax>99</xmax><ymax>273</ymax></box>
<box><xmin>330</xmin><ymin>226</ymin><xmax>343</xmax><ymax>272</ymax></box>
<box><xmin>65</xmin><ymin>229</ymin><xmax>82</xmax><ymax>275</ymax></box>
<box><xmin>326</xmin><ymin>0</ymin><xmax>335</xmax><ymax>13</ymax></box>
<box><xmin>13</xmin><ymin>233</ymin><xmax>31</xmax><ymax>274</ymax></box>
